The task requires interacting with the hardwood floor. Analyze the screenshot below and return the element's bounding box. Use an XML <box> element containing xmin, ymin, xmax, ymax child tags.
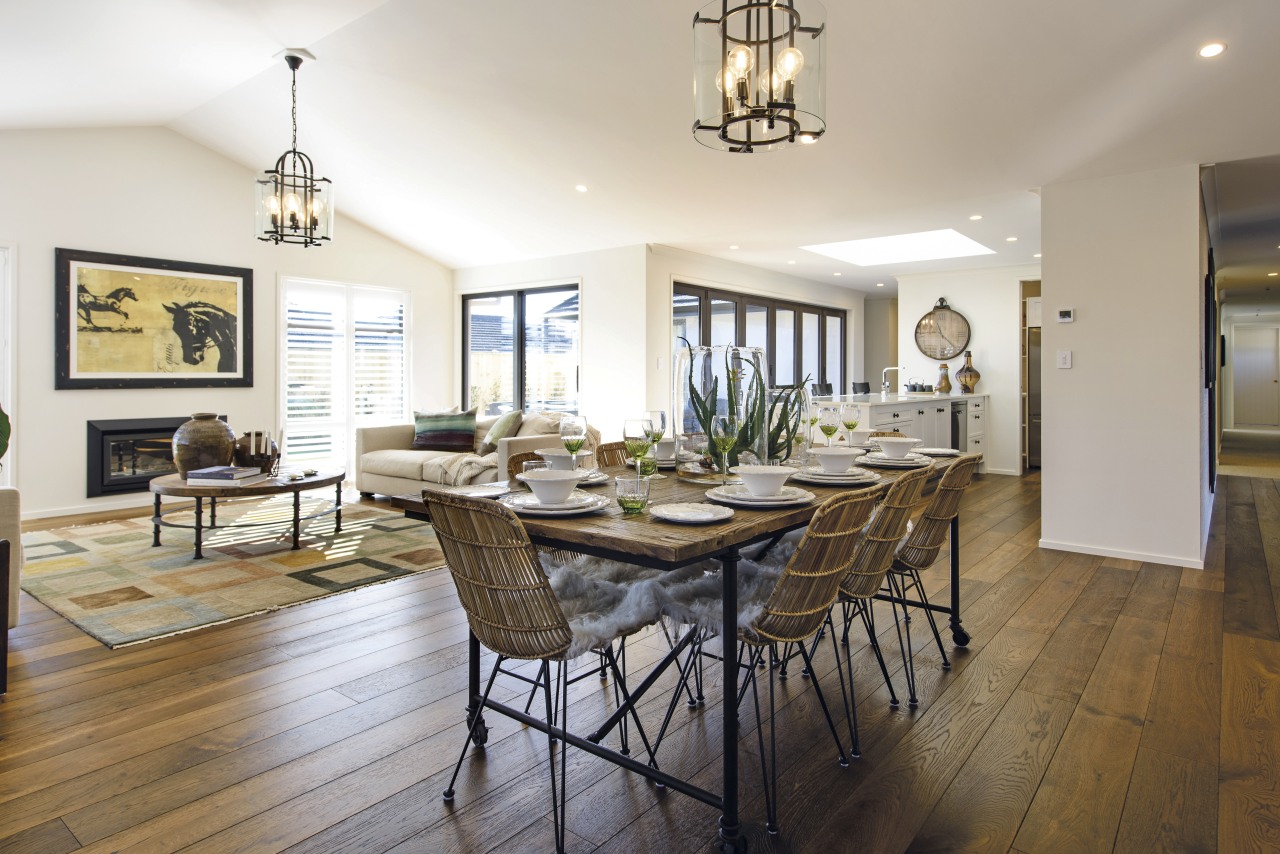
<box><xmin>2</xmin><ymin>472</ymin><xmax>1276</xmax><ymax>852</ymax></box>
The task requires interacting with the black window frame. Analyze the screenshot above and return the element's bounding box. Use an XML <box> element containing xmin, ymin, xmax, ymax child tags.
<box><xmin>462</xmin><ymin>284</ymin><xmax>580</xmax><ymax>415</ymax></box>
<box><xmin>673</xmin><ymin>283</ymin><xmax>847</xmax><ymax>390</ymax></box>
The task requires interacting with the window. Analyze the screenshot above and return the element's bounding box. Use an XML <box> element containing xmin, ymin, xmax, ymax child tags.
<box><xmin>464</xmin><ymin>285</ymin><xmax>579</xmax><ymax>414</ymax></box>
<box><xmin>281</xmin><ymin>279</ymin><xmax>410</xmax><ymax>470</ymax></box>
<box><xmin>672</xmin><ymin>283</ymin><xmax>846</xmax><ymax>390</ymax></box>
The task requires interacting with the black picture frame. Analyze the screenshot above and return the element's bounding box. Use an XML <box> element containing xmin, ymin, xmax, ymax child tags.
<box><xmin>55</xmin><ymin>248</ymin><xmax>253</xmax><ymax>390</ymax></box>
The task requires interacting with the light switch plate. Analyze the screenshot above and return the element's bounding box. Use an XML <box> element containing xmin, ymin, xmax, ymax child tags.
<box><xmin>1057</xmin><ymin>349</ymin><xmax>1072</xmax><ymax>369</ymax></box>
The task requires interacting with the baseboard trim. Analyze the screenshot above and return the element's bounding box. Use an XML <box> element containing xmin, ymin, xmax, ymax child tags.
<box><xmin>1037</xmin><ymin>538</ymin><xmax>1204</xmax><ymax>570</ymax></box>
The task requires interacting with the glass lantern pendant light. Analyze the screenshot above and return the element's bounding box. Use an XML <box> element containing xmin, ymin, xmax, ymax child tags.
<box><xmin>693</xmin><ymin>0</ymin><xmax>827</xmax><ymax>153</ymax></box>
<box><xmin>256</xmin><ymin>51</ymin><xmax>333</xmax><ymax>246</ymax></box>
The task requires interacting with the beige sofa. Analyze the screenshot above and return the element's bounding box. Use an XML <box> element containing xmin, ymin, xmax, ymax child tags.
<box><xmin>355</xmin><ymin>411</ymin><xmax>599</xmax><ymax>499</ymax></box>
<box><xmin>1</xmin><ymin>487</ymin><xmax>22</xmax><ymax>629</ymax></box>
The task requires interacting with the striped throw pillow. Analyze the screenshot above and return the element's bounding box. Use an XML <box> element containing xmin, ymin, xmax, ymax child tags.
<box><xmin>412</xmin><ymin>408</ymin><xmax>478</xmax><ymax>452</ymax></box>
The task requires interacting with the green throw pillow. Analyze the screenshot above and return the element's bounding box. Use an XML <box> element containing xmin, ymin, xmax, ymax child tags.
<box><xmin>479</xmin><ymin>410</ymin><xmax>523</xmax><ymax>455</ymax></box>
<box><xmin>412</xmin><ymin>408</ymin><xmax>478</xmax><ymax>452</ymax></box>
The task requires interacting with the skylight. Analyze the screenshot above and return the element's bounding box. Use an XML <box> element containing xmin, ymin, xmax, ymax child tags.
<box><xmin>802</xmin><ymin>229</ymin><xmax>996</xmax><ymax>266</ymax></box>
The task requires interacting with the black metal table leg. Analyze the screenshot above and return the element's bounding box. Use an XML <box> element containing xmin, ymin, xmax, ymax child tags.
<box><xmin>719</xmin><ymin>547</ymin><xmax>743</xmax><ymax>851</ymax></box>
<box><xmin>949</xmin><ymin>513</ymin><xmax>970</xmax><ymax>646</ymax></box>
<box><xmin>466</xmin><ymin>631</ymin><xmax>488</xmax><ymax>746</ymax></box>
<box><xmin>193</xmin><ymin>497</ymin><xmax>205</xmax><ymax>560</ymax></box>
<box><xmin>210</xmin><ymin>496</ymin><xmax>218</xmax><ymax>528</ymax></box>
<box><xmin>334</xmin><ymin>481</ymin><xmax>343</xmax><ymax>534</ymax></box>
<box><xmin>292</xmin><ymin>490</ymin><xmax>302</xmax><ymax>550</ymax></box>
<box><xmin>152</xmin><ymin>493</ymin><xmax>162</xmax><ymax>547</ymax></box>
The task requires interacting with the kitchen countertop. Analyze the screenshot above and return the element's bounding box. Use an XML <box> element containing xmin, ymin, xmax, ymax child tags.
<box><xmin>812</xmin><ymin>392</ymin><xmax>987</xmax><ymax>405</ymax></box>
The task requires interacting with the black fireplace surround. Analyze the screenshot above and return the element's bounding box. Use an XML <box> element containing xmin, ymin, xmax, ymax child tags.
<box><xmin>86</xmin><ymin>416</ymin><xmax>227</xmax><ymax>497</ymax></box>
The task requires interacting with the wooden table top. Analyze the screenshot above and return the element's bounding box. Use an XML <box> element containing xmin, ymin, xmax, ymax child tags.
<box><xmin>399</xmin><ymin>455</ymin><xmax>977</xmax><ymax>570</ymax></box>
<box><xmin>150</xmin><ymin>470</ymin><xmax>345</xmax><ymax>498</ymax></box>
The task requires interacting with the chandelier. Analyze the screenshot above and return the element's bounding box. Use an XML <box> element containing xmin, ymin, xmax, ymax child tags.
<box><xmin>692</xmin><ymin>0</ymin><xmax>827</xmax><ymax>153</ymax></box>
<box><xmin>256</xmin><ymin>51</ymin><xmax>333</xmax><ymax>246</ymax></box>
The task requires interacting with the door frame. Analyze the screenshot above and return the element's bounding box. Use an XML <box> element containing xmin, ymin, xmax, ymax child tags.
<box><xmin>1225</xmin><ymin>318</ymin><xmax>1280</xmax><ymax>430</ymax></box>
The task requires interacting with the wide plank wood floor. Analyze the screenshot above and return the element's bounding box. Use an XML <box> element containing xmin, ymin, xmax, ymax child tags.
<box><xmin>1</xmin><ymin>471</ymin><xmax>1277</xmax><ymax>853</ymax></box>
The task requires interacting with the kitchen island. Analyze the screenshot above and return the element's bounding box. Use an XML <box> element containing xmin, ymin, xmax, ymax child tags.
<box><xmin>812</xmin><ymin>392</ymin><xmax>989</xmax><ymax>465</ymax></box>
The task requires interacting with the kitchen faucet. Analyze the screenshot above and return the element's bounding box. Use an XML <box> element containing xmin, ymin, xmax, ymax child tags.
<box><xmin>882</xmin><ymin>366</ymin><xmax>905</xmax><ymax>398</ymax></box>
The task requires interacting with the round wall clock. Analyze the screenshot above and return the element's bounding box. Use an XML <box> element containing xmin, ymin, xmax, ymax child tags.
<box><xmin>914</xmin><ymin>298</ymin><xmax>971</xmax><ymax>360</ymax></box>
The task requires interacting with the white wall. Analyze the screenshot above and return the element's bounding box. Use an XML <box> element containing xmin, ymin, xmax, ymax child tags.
<box><xmin>863</xmin><ymin>297</ymin><xmax>897</xmax><ymax>390</ymax></box>
<box><xmin>453</xmin><ymin>245</ymin><xmax>648</xmax><ymax>439</ymax></box>
<box><xmin>645</xmin><ymin>244</ymin><xmax>866</xmax><ymax>414</ymax></box>
<box><xmin>0</xmin><ymin>127</ymin><xmax>453</xmax><ymax>518</ymax></box>
<box><xmin>897</xmin><ymin>266</ymin><xmax>1038</xmax><ymax>476</ymax></box>
<box><xmin>1041</xmin><ymin>164</ymin><xmax>1206</xmax><ymax>568</ymax></box>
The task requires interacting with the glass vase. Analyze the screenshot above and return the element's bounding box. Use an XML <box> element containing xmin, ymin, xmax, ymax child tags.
<box><xmin>673</xmin><ymin>343</ymin><xmax>768</xmax><ymax>471</ymax></box>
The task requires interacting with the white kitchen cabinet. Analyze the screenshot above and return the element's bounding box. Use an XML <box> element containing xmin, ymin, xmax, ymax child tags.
<box><xmin>814</xmin><ymin>394</ymin><xmax>986</xmax><ymax>461</ymax></box>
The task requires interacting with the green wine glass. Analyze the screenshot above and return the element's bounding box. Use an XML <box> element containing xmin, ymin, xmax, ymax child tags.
<box><xmin>710</xmin><ymin>415</ymin><xmax>739</xmax><ymax>485</ymax></box>
<box><xmin>840</xmin><ymin>403</ymin><xmax>860</xmax><ymax>446</ymax></box>
<box><xmin>559</xmin><ymin>415</ymin><xmax>587</xmax><ymax>470</ymax></box>
<box><xmin>623</xmin><ymin>419</ymin><xmax>654</xmax><ymax>478</ymax></box>
<box><xmin>818</xmin><ymin>408</ymin><xmax>840</xmax><ymax>448</ymax></box>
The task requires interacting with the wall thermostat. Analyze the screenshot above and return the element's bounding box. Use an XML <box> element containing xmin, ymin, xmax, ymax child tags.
<box><xmin>1057</xmin><ymin>308</ymin><xmax>1075</xmax><ymax>323</ymax></box>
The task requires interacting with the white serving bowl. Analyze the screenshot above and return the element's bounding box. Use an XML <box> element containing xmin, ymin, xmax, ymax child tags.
<box><xmin>535</xmin><ymin>447</ymin><xmax>584</xmax><ymax>471</ymax></box>
<box><xmin>875</xmin><ymin>436</ymin><xmax>923</xmax><ymax>459</ymax></box>
<box><xmin>517</xmin><ymin>469</ymin><xmax>582</xmax><ymax>503</ymax></box>
<box><xmin>653</xmin><ymin>438</ymin><xmax>677</xmax><ymax>460</ymax></box>
<box><xmin>809</xmin><ymin>446</ymin><xmax>865</xmax><ymax>473</ymax></box>
<box><xmin>730</xmin><ymin>464</ymin><xmax>795</xmax><ymax>497</ymax></box>
<box><xmin>846</xmin><ymin>428</ymin><xmax>872</xmax><ymax>446</ymax></box>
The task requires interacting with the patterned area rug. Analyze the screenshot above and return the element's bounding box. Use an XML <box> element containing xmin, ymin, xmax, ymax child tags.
<box><xmin>20</xmin><ymin>498</ymin><xmax>443</xmax><ymax>648</ymax></box>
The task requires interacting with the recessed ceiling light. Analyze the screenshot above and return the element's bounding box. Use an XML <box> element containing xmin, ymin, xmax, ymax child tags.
<box><xmin>574</xmin><ymin>184</ymin><xmax>588</xmax><ymax>193</ymax></box>
<box><xmin>1005</xmin><ymin>236</ymin><xmax>1018</xmax><ymax>242</ymax></box>
<box><xmin>1033</xmin><ymin>253</ymin><xmax>1042</xmax><ymax>259</ymax></box>
<box><xmin>833</xmin><ymin>272</ymin><xmax>842</xmax><ymax>276</ymax></box>
<box><xmin>1269</xmin><ymin>272</ymin><xmax>1279</xmax><ymax>277</ymax></box>
<box><xmin>876</xmin><ymin>282</ymin><xmax>885</xmax><ymax>287</ymax></box>
<box><xmin>802</xmin><ymin>229</ymin><xmax>995</xmax><ymax>266</ymax></box>
<box><xmin>729</xmin><ymin>245</ymin><xmax>739</xmax><ymax>250</ymax></box>
<box><xmin>787</xmin><ymin>260</ymin><xmax>796</xmax><ymax>264</ymax></box>
<box><xmin>969</xmin><ymin>215</ymin><xmax>983</xmax><ymax>221</ymax></box>
<box><xmin>1198</xmin><ymin>42</ymin><xmax>1226</xmax><ymax>58</ymax></box>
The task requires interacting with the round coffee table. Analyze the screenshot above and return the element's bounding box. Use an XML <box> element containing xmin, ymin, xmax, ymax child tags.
<box><xmin>149</xmin><ymin>470</ymin><xmax>345</xmax><ymax>559</ymax></box>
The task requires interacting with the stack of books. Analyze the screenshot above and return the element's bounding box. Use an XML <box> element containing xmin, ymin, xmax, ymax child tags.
<box><xmin>186</xmin><ymin>465</ymin><xmax>273</xmax><ymax>487</ymax></box>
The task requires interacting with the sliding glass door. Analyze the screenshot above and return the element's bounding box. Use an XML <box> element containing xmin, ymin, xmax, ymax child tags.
<box><xmin>464</xmin><ymin>285</ymin><xmax>579</xmax><ymax>414</ymax></box>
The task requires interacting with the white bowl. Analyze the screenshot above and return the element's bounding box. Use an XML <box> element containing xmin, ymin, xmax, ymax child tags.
<box><xmin>846</xmin><ymin>429</ymin><xmax>872</xmax><ymax>446</ymax></box>
<box><xmin>517</xmin><ymin>468</ymin><xmax>582</xmax><ymax>503</ymax></box>
<box><xmin>535</xmin><ymin>447</ymin><xmax>585</xmax><ymax>471</ymax></box>
<box><xmin>875</xmin><ymin>436</ymin><xmax>923</xmax><ymax>459</ymax></box>
<box><xmin>653</xmin><ymin>438</ymin><xmax>677</xmax><ymax>460</ymax></box>
<box><xmin>809</xmin><ymin>446</ymin><xmax>865</xmax><ymax>473</ymax></box>
<box><xmin>729</xmin><ymin>464</ymin><xmax>794</xmax><ymax>497</ymax></box>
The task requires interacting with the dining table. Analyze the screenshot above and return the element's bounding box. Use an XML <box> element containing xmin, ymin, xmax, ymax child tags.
<box><xmin>394</xmin><ymin>452</ymin><xmax>979</xmax><ymax>851</ymax></box>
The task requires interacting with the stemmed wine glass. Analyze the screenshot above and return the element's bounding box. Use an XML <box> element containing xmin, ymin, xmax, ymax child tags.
<box><xmin>643</xmin><ymin>410</ymin><xmax>667</xmax><ymax>476</ymax></box>
<box><xmin>623</xmin><ymin>419</ymin><xmax>654</xmax><ymax>478</ymax></box>
<box><xmin>559</xmin><ymin>415</ymin><xmax>587</xmax><ymax>471</ymax></box>
<box><xmin>818</xmin><ymin>408</ymin><xmax>840</xmax><ymax>448</ymax></box>
<box><xmin>840</xmin><ymin>403</ymin><xmax>861</xmax><ymax>446</ymax></box>
<box><xmin>710</xmin><ymin>413</ymin><xmax>739</xmax><ymax>485</ymax></box>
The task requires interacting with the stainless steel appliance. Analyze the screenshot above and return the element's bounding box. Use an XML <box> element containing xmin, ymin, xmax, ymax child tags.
<box><xmin>950</xmin><ymin>400</ymin><xmax>967</xmax><ymax>451</ymax></box>
<box><xmin>1027</xmin><ymin>327</ymin><xmax>1042</xmax><ymax>467</ymax></box>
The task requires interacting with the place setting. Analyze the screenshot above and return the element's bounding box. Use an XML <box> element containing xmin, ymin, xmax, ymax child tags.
<box><xmin>792</xmin><ymin>447</ymin><xmax>882</xmax><ymax>486</ymax></box>
<box><xmin>858</xmin><ymin>436</ymin><xmax>936</xmax><ymax>469</ymax></box>
<box><xmin>705</xmin><ymin>465</ymin><xmax>815</xmax><ymax>509</ymax></box>
<box><xmin>501</xmin><ymin>467</ymin><xmax>610</xmax><ymax>516</ymax></box>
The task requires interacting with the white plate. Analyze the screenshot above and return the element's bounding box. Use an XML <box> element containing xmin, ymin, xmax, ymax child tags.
<box><xmin>498</xmin><ymin>490</ymin><xmax>610</xmax><ymax>515</ymax></box>
<box><xmin>440</xmin><ymin>483</ymin><xmax>512</xmax><ymax>498</ymax></box>
<box><xmin>797</xmin><ymin>464</ymin><xmax>876</xmax><ymax>478</ymax></box>
<box><xmin>915</xmin><ymin>447</ymin><xmax>960</xmax><ymax>457</ymax></box>
<box><xmin>574</xmin><ymin>469</ymin><xmax>611</xmax><ymax>485</ymax></box>
<box><xmin>705</xmin><ymin>484</ymin><xmax>815</xmax><ymax>508</ymax></box>
<box><xmin>857</xmin><ymin>456</ymin><xmax>933</xmax><ymax>469</ymax></box>
<box><xmin>625</xmin><ymin>457</ymin><xmax>679</xmax><ymax>469</ymax></box>
<box><xmin>649</xmin><ymin>503</ymin><xmax>735</xmax><ymax>524</ymax></box>
<box><xmin>864</xmin><ymin>451</ymin><xmax>930</xmax><ymax>462</ymax></box>
<box><xmin>792</xmin><ymin>470</ymin><xmax>882</xmax><ymax>486</ymax></box>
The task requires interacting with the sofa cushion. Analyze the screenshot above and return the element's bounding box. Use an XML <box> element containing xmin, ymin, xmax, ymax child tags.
<box><xmin>479</xmin><ymin>410</ymin><xmax>523</xmax><ymax>455</ymax></box>
<box><xmin>516</xmin><ymin>411</ymin><xmax>563</xmax><ymax>437</ymax></box>
<box><xmin>362</xmin><ymin>448</ymin><xmax>459</xmax><ymax>480</ymax></box>
<box><xmin>413</xmin><ymin>408</ymin><xmax>477</xmax><ymax>451</ymax></box>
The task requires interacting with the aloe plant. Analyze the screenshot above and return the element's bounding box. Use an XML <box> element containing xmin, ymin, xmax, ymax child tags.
<box><xmin>764</xmin><ymin>381</ymin><xmax>808</xmax><ymax>461</ymax></box>
<box><xmin>679</xmin><ymin>339</ymin><xmax>768</xmax><ymax>469</ymax></box>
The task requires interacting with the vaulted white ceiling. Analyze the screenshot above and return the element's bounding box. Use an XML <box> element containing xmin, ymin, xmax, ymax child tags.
<box><xmin>3</xmin><ymin>0</ymin><xmax>1279</xmax><ymax>298</ymax></box>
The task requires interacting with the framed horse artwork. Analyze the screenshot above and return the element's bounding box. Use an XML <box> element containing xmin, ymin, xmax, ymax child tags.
<box><xmin>54</xmin><ymin>248</ymin><xmax>253</xmax><ymax>389</ymax></box>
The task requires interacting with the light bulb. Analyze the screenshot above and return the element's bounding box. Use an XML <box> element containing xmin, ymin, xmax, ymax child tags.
<box><xmin>265</xmin><ymin>195</ymin><xmax>281</xmax><ymax>215</ymax></box>
<box><xmin>775</xmin><ymin>47</ymin><xmax>805</xmax><ymax>81</ymax></box>
<box><xmin>283</xmin><ymin>193</ymin><xmax>302</xmax><ymax>215</ymax></box>
<box><xmin>309</xmin><ymin>197</ymin><xmax>326</xmax><ymax>218</ymax></box>
<box><xmin>758</xmin><ymin>70</ymin><xmax>782</xmax><ymax>98</ymax></box>
<box><xmin>713</xmin><ymin>67</ymin><xmax>737</xmax><ymax>93</ymax></box>
<box><xmin>726</xmin><ymin>45</ymin><xmax>755</xmax><ymax>78</ymax></box>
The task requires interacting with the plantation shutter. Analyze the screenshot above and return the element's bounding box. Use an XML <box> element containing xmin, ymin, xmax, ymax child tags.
<box><xmin>282</xmin><ymin>279</ymin><xmax>411</xmax><ymax>470</ymax></box>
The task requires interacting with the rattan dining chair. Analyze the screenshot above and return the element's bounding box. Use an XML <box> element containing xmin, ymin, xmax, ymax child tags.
<box><xmin>657</xmin><ymin>488</ymin><xmax>879</xmax><ymax>834</ymax></box>
<box><xmin>831</xmin><ymin>465</ymin><xmax>930</xmax><ymax>754</ymax></box>
<box><xmin>506</xmin><ymin>451</ymin><xmax>542</xmax><ymax>481</ymax></box>
<box><xmin>424</xmin><ymin>490</ymin><xmax>663</xmax><ymax>853</ymax></box>
<box><xmin>594</xmin><ymin>441</ymin><xmax>629</xmax><ymax>468</ymax></box>
<box><xmin>884</xmin><ymin>453</ymin><xmax>981</xmax><ymax>707</ymax></box>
